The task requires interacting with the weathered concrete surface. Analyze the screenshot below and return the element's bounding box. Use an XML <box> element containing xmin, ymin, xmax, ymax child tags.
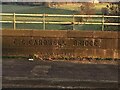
<box><xmin>2</xmin><ymin>30</ymin><xmax>120</xmax><ymax>59</ymax></box>
<box><xmin>2</xmin><ymin>58</ymin><xmax>119</xmax><ymax>89</ymax></box>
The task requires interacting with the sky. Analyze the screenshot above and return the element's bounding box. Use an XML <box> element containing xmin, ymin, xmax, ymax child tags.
<box><xmin>0</xmin><ymin>0</ymin><xmax>120</xmax><ymax>2</ymax></box>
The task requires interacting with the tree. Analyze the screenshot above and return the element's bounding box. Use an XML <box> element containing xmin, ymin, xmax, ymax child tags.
<box><xmin>101</xmin><ymin>7</ymin><xmax>109</xmax><ymax>15</ymax></box>
<box><xmin>75</xmin><ymin>2</ymin><xmax>95</xmax><ymax>22</ymax></box>
<box><xmin>79</xmin><ymin>3</ymin><xmax>95</xmax><ymax>15</ymax></box>
<box><xmin>42</xmin><ymin>2</ymin><xmax>51</xmax><ymax>7</ymax></box>
<box><xmin>104</xmin><ymin>2</ymin><xmax>120</xmax><ymax>31</ymax></box>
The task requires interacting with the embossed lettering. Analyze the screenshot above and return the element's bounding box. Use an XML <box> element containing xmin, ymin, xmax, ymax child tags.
<box><xmin>13</xmin><ymin>38</ymin><xmax>101</xmax><ymax>47</ymax></box>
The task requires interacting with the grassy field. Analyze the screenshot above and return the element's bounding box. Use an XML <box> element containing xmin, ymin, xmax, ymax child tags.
<box><xmin>2</xmin><ymin>3</ymin><xmax>108</xmax><ymax>14</ymax></box>
<box><xmin>2</xmin><ymin>4</ymin><xmax>76</xmax><ymax>14</ymax></box>
<box><xmin>2</xmin><ymin>3</ymin><xmax>109</xmax><ymax>30</ymax></box>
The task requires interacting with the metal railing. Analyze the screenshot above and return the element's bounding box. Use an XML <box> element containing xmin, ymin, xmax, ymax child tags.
<box><xmin>0</xmin><ymin>13</ymin><xmax>120</xmax><ymax>30</ymax></box>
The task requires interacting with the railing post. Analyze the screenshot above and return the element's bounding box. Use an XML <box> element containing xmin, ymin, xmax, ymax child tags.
<box><xmin>43</xmin><ymin>13</ymin><xmax>45</xmax><ymax>30</ymax></box>
<box><xmin>102</xmin><ymin>15</ymin><xmax>104</xmax><ymax>31</ymax></box>
<box><xmin>72</xmin><ymin>14</ymin><xmax>75</xmax><ymax>30</ymax></box>
<box><xmin>13</xmin><ymin>13</ymin><xmax>16</xmax><ymax>30</ymax></box>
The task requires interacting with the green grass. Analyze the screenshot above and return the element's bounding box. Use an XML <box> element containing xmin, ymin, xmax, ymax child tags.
<box><xmin>55</xmin><ymin>3</ymin><xmax>81</xmax><ymax>11</ymax></box>
<box><xmin>75</xmin><ymin>24</ymin><xmax>102</xmax><ymax>31</ymax></box>
<box><xmin>2</xmin><ymin>23</ymin><xmax>103</xmax><ymax>31</ymax></box>
<box><xmin>2</xmin><ymin>4</ymin><xmax>76</xmax><ymax>14</ymax></box>
<box><xmin>2</xmin><ymin>3</ymin><xmax>108</xmax><ymax>14</ymax></box>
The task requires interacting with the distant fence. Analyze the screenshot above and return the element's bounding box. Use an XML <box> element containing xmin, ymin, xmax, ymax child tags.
<box><xmin>0</xmin><ymin>13</ymin><xmax>120</xmax><ymax>31</ymax></box>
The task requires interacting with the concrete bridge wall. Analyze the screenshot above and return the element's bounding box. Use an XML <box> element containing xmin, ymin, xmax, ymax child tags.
<box><xmin>2</xmin><ymin>30</ymin><xmax>120</xmax><ymax>59</ymax></box>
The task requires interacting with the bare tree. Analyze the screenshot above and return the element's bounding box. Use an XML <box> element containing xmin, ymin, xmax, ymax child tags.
<box><xmin>75</xmin><ymin>2</ymin><xmax>95</xmax><ymax>22</ymax></box>
<box><xmin>104</xmin><ymin>2</ymin><xmax>120</xmax><ymax>31</ymax></box>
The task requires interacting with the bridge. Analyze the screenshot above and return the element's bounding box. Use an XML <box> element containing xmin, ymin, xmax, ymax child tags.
<box><xmin>1</xmin><ymin>13</ymin><xmax>120</xmax><ymax>89</ymax></box>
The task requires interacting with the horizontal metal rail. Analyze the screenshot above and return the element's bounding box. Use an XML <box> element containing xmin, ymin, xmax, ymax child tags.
<box><xmin>0</xmin><ymin>13</ymin><xmax>120</xmax><ymax>18</ymax></box>
<box><xmin>0</xmin><ymin>21</ymin><xmax>119</xmax><ymax>25</ymax></box>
